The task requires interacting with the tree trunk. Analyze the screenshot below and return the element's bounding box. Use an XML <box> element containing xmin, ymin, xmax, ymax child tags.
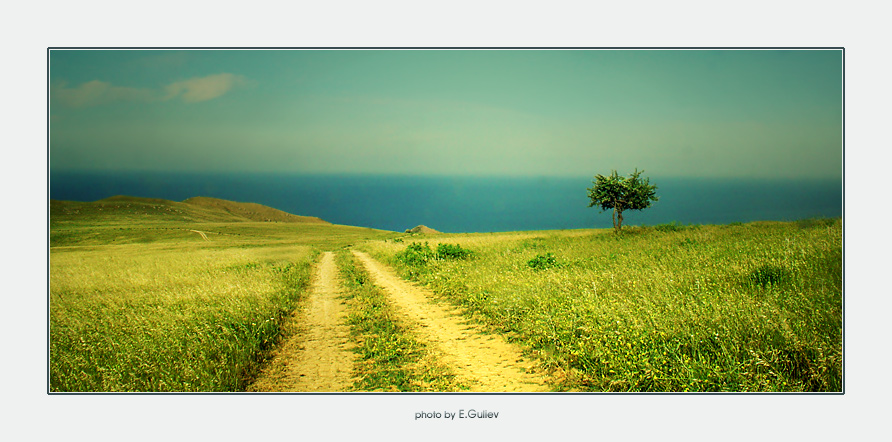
<box><xmin>617</xmin><ymin>209</ymin><xmax>624</xmax><ymax>231</ymax></box>
<box><xmin>612</xmin><ymin>207</ymin><xmax>618</xmax><ymax>232</ymax></box>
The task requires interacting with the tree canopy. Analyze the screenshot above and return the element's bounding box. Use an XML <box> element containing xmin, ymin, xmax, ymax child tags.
<box><xmin>587</xmin><ymin>169</ymin><xmax>658</xmax><ymax>232</ymax></box>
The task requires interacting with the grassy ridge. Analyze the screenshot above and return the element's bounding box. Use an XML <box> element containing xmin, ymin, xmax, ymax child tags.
<box><xmin>361</xmin><ymin>219</ymin><xmax>843</xmax><ymax>392</ymax></box>
<box><xmin>50</xmin><ymin>244</ymin><xmax>316</xmax><ymax>391</ymax></box>
<box><xmin>336</xmin><ymin>251</ymin><xmax>466</xmax><ymax>392</ymax></box>
<box><xmin>50</xmin><ymin>195</ymin><xmax>392</xmax><ymax>250</ymax></box>
<box><xmin>52</xmin><ymin>195</ymin><xmax>328</xmax><ymax>225</ymax></box>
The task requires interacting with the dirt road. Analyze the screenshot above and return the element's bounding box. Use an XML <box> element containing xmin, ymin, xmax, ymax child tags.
<box><xmin>352</xmin><ymin>250</ymin><xmax>550</xmax><ymax>392</ymax></box>
<box><xmin>249</xmin><ymin>252</ymin><xmax>354</xmax><ymax>391</ymax></box>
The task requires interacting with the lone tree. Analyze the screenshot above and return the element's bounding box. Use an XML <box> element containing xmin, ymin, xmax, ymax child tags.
<box><xmin>587</xmin><ymin>169</ymin><xmax>658</xmax><ymax>233</ymax></box>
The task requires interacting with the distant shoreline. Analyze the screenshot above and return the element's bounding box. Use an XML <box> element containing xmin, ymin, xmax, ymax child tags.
<box><xmin>50</xmin><ymin>172</ymin><xmax>843</xmax><ymax>233</ymax></box>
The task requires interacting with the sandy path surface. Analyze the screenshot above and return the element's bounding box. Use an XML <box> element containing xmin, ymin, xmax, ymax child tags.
<box><xmin>352</xmin><ymin>250</ymin><xmax>550</xmax><ymax>392</ymax></box>
<box><xmin>188</xmin><ymin>229</ymin><xmax>209</xmax><ymax>241</ymax></box>
<box><xmin>249</xmin><ymin>252</ymin><xmax>354</xmax><ymax>392</ymax></box>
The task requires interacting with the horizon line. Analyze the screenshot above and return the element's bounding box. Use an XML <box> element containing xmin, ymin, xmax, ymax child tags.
<box><xmin>48</xmin><ymin>169</ymin><xmax>843</xmax><ymax>181</ymax></box>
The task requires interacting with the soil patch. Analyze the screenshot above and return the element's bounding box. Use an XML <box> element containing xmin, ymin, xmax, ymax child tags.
<box><xmin>248</xmin><ymin>252</ymin><xmax>354</xmax><ymax>391</ymax></box>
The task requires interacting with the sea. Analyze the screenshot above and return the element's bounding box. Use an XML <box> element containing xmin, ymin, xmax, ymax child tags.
<box><xmin>49</xmin><ymin>172</ymin><xmax>843</xmax><ymax>233</ymax></box>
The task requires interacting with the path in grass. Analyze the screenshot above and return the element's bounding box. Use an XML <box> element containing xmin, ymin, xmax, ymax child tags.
<box><xmin>352</xmin><ymin>250</ymin><xmax>550</xmax><ymax>392</ymax></box>
<box><xmin>249</xmin><ymin>252</ymin><xmax>354</xmax><ymax>391</ymax></box>
<box><xmin>188</xmin><ymin>229</ymin><xmax>209</xmax><ymax>241</ymax></box>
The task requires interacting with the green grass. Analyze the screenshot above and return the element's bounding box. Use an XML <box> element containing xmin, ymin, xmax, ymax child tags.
<box><xmin>336</xmin><ymin>251</ymin><xmax>466</xmax><ymax>392</ymax></box>
<box><xmin>359</xmin><ymin>219</ymin><xmax>843</xmax><ymax>392</ymax></box>
<box><xmin>50</xmin><ymin>198</ymin><xmax>842</xmax><ymax>393</ymax></box>
<box><xmin>50</xmin><ymin>243</ymin><xmax>315</xmax><ymax>391</ymax></box>
<box><xmin>50</xmin><ymin>220</ymin><xmax>393</xmax><ymax>250</ymax></box>
<box><xmin>50</xmin><ymin>205</ymin><xmax>398</xmax><ymax>392</ymax></box>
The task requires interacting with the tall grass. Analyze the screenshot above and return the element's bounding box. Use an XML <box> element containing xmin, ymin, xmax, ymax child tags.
<box><xmin>49</xmin><ymin>212</ymin><xmax>398</xmax><ymax>391</ymax></box>
<box><xmin>50</xmin><ymin>244</ymin><xmax>315</xmax><ymax>391</ymax></box>
<box><xmin>361</xmin><ymin>220</ymin><xmax>842</xmax><ymax>392</ymax></box>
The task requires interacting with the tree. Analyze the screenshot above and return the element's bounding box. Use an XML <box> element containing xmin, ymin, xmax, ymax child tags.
<box><xmin>587</xmin><ymin>169</ymin><xmax>658</xmax><ymax>232</ymax></box>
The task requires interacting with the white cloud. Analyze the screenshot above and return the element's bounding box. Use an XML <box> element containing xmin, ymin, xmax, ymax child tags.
<box><xmin>53</xmin><ymin>80</ymin><xmax>155</xmax><ymax>107</ymax></box>
<box><xmin>163</xmin><ymin>73</ymin><xmax>248</xmax><ymax>103</ymax></box>
<box><xmin>52</xmin><ymin>73</ymin><xmax>249</xmax><ymax>107</ymax></box>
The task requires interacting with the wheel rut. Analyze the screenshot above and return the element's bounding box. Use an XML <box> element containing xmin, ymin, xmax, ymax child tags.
<box><xmin>352</xmin><ymin>250</ymin><xmax>550</xmax><ymax>392</ymax></box>
<box><xmin>249</xmin><ymin>251</ymin><xmax>354</xmax><ymax>392</ymax></box>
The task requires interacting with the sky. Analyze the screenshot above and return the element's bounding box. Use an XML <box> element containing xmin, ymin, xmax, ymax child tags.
<box><xmin>49</xmin><ymin>49</ymin><xmax>843</xmax><ymax>179</ymax></box>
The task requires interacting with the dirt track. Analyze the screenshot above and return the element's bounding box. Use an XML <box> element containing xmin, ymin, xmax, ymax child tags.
<box><xmin>352</xmin><ymin>250</ymin><xmax>550</xmax><ymax>392</ymax></box>
<box><xmin>248</xmin><ymin>252</ymin><xmax>354</xmax><ymax>391</ymax></box>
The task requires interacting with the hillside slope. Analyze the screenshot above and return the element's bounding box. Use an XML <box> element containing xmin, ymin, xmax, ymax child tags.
<box><xmin>50</xmin><ymin>195</ymin><xmax>330</xmax><ymax>224</ymax></box>
<box><xmin>183</xmin><ymin>196</ymin><xmax>329</xmax><ymax>224</ymax></box>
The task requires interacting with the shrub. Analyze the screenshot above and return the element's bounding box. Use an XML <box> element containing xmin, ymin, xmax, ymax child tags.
<box><xmin>528</xmin><ymin>253</ymin><xmax>558</xmax><ymax>270</ymax></box>
<box><xmin>398</xmin><ymin>242</ymin><xmax>474</xmax><ymax>266</ymax></box>
<box><xmin>397</xmin><ymin>242</ymin><xmax>435</xmax><ymax>266</ymax></box>
<box><xmin>436</xmin><ymin>243</ymin><xmax>473</xmax><ymax>260</ymax></box>
<box><xmin>654</xmin><ymin>221</ymin><xmax>696</xmax><ymax>232</ymax></box>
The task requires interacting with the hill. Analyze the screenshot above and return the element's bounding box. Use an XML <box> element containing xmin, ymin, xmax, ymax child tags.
<box><xmin>50</xmin><ymin>195</ymin><xmax>330</xmax><ymax>225</ymax></box>
<box><xmin>182</xmin><ymin>197</ymin><xmax>329</xmax><ymax>224</ymax></box>
<box><xmin>405</xmin><ymin>225</ymin><xmax>441</xmax><ymax>234</ymax></box>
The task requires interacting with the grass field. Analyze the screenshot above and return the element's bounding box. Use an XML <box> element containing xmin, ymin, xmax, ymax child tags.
<box><xmin>50</xmin><ymin>196</ymin><xmax>842</xmax><ymax>392</ymax></box>
<box><xmin>50</xmin><ymin>243</ymin><xmax>315</xmax><ymax>391</ymax></box>
<box><xmin>358</xmin><ymin>219</ymin><xmax>843</xmax><ymax>392</ymax></box>
<box><xmin>49</xmin><ymin>197</ymin><xmax>396</xmax><ymax>392</ymax></box>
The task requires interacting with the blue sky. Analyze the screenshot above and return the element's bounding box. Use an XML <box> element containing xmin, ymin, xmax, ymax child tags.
<box><xmin>49</xmin><ymin>49</ymin><xmax>842</xmax><ymax>179</ymax></box>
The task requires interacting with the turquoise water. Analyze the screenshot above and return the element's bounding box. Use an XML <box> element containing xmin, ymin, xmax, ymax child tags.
<box><xmin>49</xmin><ymin>172</ymin><xmax>842</xmax><ymax>233</ymax></box>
